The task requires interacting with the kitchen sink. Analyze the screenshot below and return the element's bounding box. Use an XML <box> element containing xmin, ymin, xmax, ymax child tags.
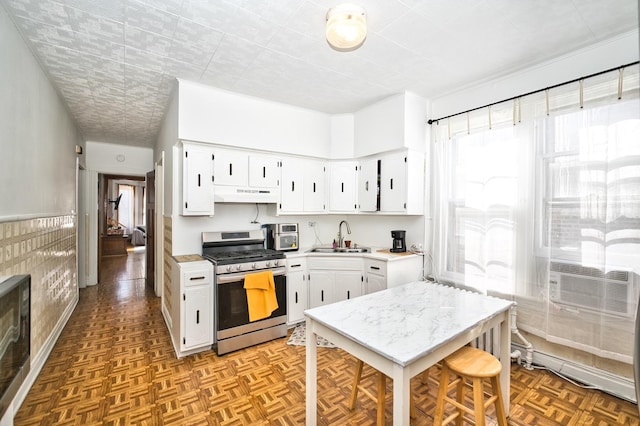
<box><xmin>308</xmin><ymin>247</ymin><xmax>371</xmax><ymax>253</ymax></box>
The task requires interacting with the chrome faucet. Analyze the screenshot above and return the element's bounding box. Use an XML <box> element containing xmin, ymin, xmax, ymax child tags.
<box><xmin>337</xmin><ymin>220</ymin><xmax>351</xmax><ymax>248</ymax></box>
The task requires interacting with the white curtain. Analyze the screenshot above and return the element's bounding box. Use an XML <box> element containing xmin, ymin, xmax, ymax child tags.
<box><xmin>432</xmin><ymin>64</ymin><xmax>640</xmax><ymax>363</ymax></box>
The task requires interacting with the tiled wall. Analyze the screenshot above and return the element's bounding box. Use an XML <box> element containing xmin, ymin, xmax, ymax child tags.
<box><xmin>0</xmin><ymin>215</ymin><xmax>77</xmax><ymax>358</ymax></box>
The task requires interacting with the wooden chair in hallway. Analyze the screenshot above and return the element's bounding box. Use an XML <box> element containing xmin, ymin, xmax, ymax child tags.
<box><xmin>433</xmin><ymin>346</ymin><xmax>508</xmax><ymax>426</ymax></box>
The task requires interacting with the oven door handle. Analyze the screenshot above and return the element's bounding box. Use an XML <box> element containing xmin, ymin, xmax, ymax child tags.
<box><xmin>217</xmin><ymin>267</ymin><xmax>286</xmax><ymax>284</ymax></box>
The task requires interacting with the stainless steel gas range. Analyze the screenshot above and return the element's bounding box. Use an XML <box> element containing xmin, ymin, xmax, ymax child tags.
<box><xmin>202</xmin><ymin>230</ymin><xmax>287</xmax><ymax>355</ymax></box>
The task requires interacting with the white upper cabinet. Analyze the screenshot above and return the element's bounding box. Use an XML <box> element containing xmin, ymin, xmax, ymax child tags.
<box><xmin>379</xmin><ymin>151</ymin><xmax>408</xmax><ymax>212</ymax></box>
<box><xmin>249</xmin><ymin>154</ymin><xmax>280</xmax><ymax>188</ymax></box>
<box><xmin>328</xmin><ymin>161</ymin><xmax>358</xmax><ymax>213</ymax></box>
<box><xmin>181</xmin><ymin>142</ymin><xmax>214</xmax><ymax>216</ymax></box>
<box><xmin>279</xmin><ymin>157</ymin><xmax>304</xmax><ymax>212</ymax></box>
<box><xmin>212</xmin><ymin>147</ymin><xmax>281</xmax><ymax>203</ymax></box>
<box><xmin>357</xmin><ymin>149</ymin><xmax>425</xmax><ymax>214</ymax></box>
<box><xmin>304</xmin><ymin>160</ymin><xmax>326</xmax><ymax>212</ymax></box>
<box><xmin>279</xmin><ymin>157</ymin><xmax>326</xmax><ymax>214</ymax></box>
<box><xmin>213</xmin><ymin>147</ymin><xmax>249</xmax><ymax>186</ymax></box>
<box><xmin>357</xmin><ymin>157</ymin><xmax>378</xmax><ymax>212</ymax></box>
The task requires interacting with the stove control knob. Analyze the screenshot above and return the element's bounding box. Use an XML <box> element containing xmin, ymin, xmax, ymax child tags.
<box><xmin>273</xmin><ymin>260</ymin><xmax>280</xmax><ymax>267</ymax></box>
<box><xmin>235</xmin><ymin>265</ymin><xmax>242</xmax><ymax>271</ymax></box>
<box><xmin>226</xmin><ymin>265</ymin><xmax>233</xmax><ymax>272</ymax></box>
<box><xmin>252</xmin><ymin>263</ymin><xmax>257</xmax><ymax>269</ymax></box>
<box><xmin>265</xmin><ymin>261</ymin><xmax>271</xmax><ymax>267</ymax></box>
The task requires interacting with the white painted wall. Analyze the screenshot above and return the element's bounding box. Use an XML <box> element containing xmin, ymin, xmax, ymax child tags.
<box><xmin>430</xmin><ymin>30</ymin><xmax>639</xmax><ymax>120</ymax></box>
<box><xmin>155</xmin><ymin>83</ymin><xmax>179</xmax><ymax>216</ymax></box>
<box><xmin>85</xmin><ymin>141</ymin><xmax>154</xmax><ymax>175</ymax></box>
<box><xmin>353</xmin><ymin>91</ymin><xmax>427</xmax><ymax>158</ymax></box>
<box><xmin>177</xmin><ymin>80</ymin><xmax>333</xmax><ymax>158</ymax></box>
<box><xmin>0</xmin><ymin>6</ymin><xmax>80</xmax><ymax>221</ymax></box>
<box><xmin>329</xmin><ymin>114</ymin><xmax>355</xmax><ymax>159</ymax></box>
<box><xmin>0</xmin><ymin>5</ymin><xmax>82</xmax><ymax>424</ymax></box>
<box><xmin>170</xmin><ymin>202</ymin><xmax>425</xmax><ymax>257</ymax></box>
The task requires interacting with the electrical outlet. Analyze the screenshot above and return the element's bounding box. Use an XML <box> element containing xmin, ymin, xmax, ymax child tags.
<box><xmin>308</xmin><ymin>221</ymin><xmax>316</xmax><ymax>228</ymax></box>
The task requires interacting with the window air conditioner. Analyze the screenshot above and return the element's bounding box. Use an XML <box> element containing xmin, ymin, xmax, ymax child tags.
<box><xmin>549</xmin><ymin>261</ymin><xmax>635</xmax><ymax>317</ymax></box>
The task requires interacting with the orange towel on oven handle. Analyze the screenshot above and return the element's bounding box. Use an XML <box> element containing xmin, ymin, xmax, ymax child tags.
<box><xmin>243</xmin><ymin>270</ymin><xmax>279</xmax><ymax>322</ymax></box>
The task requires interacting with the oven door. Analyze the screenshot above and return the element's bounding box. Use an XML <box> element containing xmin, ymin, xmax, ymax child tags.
<box><xmin>216</xmin><ymin>268</ymin><xmax>287</xmax><ymax>333</ymax></box>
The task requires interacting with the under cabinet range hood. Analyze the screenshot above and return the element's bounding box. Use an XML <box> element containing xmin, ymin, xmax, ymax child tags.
<box><xmin>213</xmin><ymin>185</ymin><xmax>279</xmax><ymax>203</ymax></box>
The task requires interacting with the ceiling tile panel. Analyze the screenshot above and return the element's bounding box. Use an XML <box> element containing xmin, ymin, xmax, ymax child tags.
<box><xmin>168</xmin><ymin>17</ymin><xmax>223</xmax><ymax>68</ymax></box>
<box><xmin>124</xmin><ymin>24</ymin><xmax>172</xmax><ymax>56</ymax></box>
<box><xmin>74</xmin><ymin>31</ymin><xmax>125</xmax><ymax>62</ymax></box>
<box><xmin>125</xmin><ymin>0</ymin><xmax>179</xmax><ymax>38</ymax></box>
<box><xmin>124</xmin><ymin>46</ymin><xmax>165</xmax><ymax>72</ymax></box>
<box><xmin>13</xmin><ymin>15</ymin><xmax>76</xmax><ymax>48</ymax></box>
<box><xmin>63</xmin><ymin>0</ymin><xmax>125</xmax><ymax>22</ymax></box>
<box><xmin>65</xmin><ymin>5</ymin><xmax>124</xmax><ymax>44</ymax></box>
<box><xmin>4</xmin><ymin>0</ymin><xmax>71</xmax><ymax>29</ymax></box>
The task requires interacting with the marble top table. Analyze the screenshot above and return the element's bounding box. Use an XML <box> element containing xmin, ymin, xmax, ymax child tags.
<box><xmin>304</xmin><ymin>281</ymin><xmax>515</xmax><ymax>425</ymax></box>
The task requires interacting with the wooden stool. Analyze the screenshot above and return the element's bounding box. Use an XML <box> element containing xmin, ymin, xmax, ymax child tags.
<box><xmin>349</xmin><ymin>359</ymin><xmax>416</xmax><ymax>425</ymax></box>
<box><xmin>433</xmin><ymin>346</ymin><xmax>508</xmax><ymax>426</ymax></box>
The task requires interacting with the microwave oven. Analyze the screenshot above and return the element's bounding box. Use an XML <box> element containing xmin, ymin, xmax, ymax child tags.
<box><xmin>263</xmin><ymin>223</ymin><xmax>299</xmax><ymax>251</ymax></box>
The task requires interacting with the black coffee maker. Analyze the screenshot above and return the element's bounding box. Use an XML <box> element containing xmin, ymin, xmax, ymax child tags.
<box><xmin>390</xmin><ymin>230</ymin><xmax>406</xmax><ymax>253</ymax></box>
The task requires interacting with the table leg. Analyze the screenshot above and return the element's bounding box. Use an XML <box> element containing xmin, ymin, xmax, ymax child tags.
<box><xmin>306</xmin><ymin>318</ymin><xmax>318</xmax><ymax>426</ymax></box>
<box><xmin>499</xmin><ymin>309</ymin><xmax>512</xmax><ymax>416</ymax></box>
<box><xmin>392</xmin><ymin>363</ymin><xmax>411</xmax><ymax>424</ymax></box>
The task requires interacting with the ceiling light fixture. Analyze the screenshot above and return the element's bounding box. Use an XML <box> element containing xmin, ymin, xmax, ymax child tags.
<box><xmin>326</xmin><ymin>4</ymin><xmax>367</xmax><ymax>52</ymax></box>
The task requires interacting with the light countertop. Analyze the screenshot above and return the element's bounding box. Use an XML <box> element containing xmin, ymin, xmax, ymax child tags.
<box><xmin>286</xmin><ymin>246</ymin><xmax>423</xmax><ymax>262</ymax></box>
<box><xmin>304</xmin><ymin>281</ymin><xmax>514</xmax><ymax>366</ymax></box>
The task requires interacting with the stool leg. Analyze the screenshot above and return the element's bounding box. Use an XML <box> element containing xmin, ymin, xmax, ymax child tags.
<box><xmin>349</xmin><ymin>359</ymin><xmax>364</xmax><ymax>410</ymax></box>
<box><xmin>433</xmin><ymin>364</ymin><xmax>450</xmax><ymax>426</ymax></box>
<box><xmin>472</xmin><ymin>377</ymin><xmax>486</xmax><ymax>426</ymax></box>
<box><xmin>490</xmin><ymin>376</ymin><xmax>508</xmax><ymax>426</ymax></box>
<box><xmin>377</xmin><ymin>372</ymin><xmax>386</xmax><ymax>426</ymax></box>
<box><xmin>455</xmin><ymin>376</ymin><xmax>465</xmax><ymax>426</ymax></box>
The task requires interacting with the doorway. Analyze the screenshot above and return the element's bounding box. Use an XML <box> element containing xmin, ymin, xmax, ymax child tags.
<box><xmin>97</xmin><ymin>174</ymin><xmax>146</xmax><ymax>279</ymax></box>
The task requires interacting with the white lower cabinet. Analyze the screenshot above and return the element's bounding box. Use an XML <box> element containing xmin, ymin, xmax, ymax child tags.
<box><xmin>307</xmin><ymin>257</ymin><xmax>363</xmax><ymax>308</ymax></box>
<box><xmin>364</xmin><ymin>259</ymin><xmax>386</xmax><ymax>294</ymax></box>
<box><xmin>167</xmin><ymin>260</ymin><xmax>214</xmax><ymax>357</ymax></box>
<box><xmin>286</xmin><ymin>258</ymin><xmax>307</xmax><ymax>324</ymax></box>
<box><xmin>335</xmin><ymin>270</ymin><xmax>363</xmax><ymax>301</ymax></box>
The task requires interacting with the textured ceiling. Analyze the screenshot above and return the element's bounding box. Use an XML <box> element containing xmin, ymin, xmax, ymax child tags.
<box><xmin>2</xmin><ymin>0</ymin><xmax>638</xmax><ymax>147</ymax></box>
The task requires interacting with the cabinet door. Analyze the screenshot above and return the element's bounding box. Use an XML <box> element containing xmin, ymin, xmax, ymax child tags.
<box><xmin>287</xmin><ymin>268</ymin><xmax>307</xmax><ymax>324</ymax></box>
<box><xmin>365</xmin><ymin>273</ymin><xmax>386</xmax><ymax>294</ymax></box>
<box><xmin>183</xmin><ymin>285</ymin><xmax>212</xmax><ymax>349</ymax></box>
<box><xmin>380</xmin><ymin>151</ymin><xmax>406</xmax><ymax>212</ymax></box>
<box><xmin>213</xmin><ymin>148</ymin><xmax>248</xmax><ymax>186</ymax></box>
<box><xmin>249</xmin><ymin>154</ymin><xmax>279</xmax><ymax>188</ymax></box>
<box><xmin>309</xmin><ymin>270</ymin><xmax>334</xmax><ymax>308</ymax></box>
<box><xmin>358</xmin><ymin>158</ymin><xmax>378</xmax><ymax>212</ymax></box>
<box><xmin>183</xmin><ymin>144</ymin><xmax>213</xmax><ymax>215</ymax></box>
<box><xmin>334</xmin><ymin>271</ymin><xmax>362</xmax><ymax>302</ymax></box>
<box><xmin>328</xmin><ymin>161</ymin><xmax>358</xmax><ymax>212</ymax></box>
<box><xmin>303</xmin><ymin>160</ymin><xmax>326</xmax><ymax>212</ymax></box>
<box><xmin>279</xmin><ymin>158</ymin><xmax>304</xmax><ymax>212</ymax></box>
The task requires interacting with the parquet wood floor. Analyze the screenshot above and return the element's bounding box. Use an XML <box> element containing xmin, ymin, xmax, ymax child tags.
<box><xmin>14</xmin><ymin>251</ymin><xmax>640</xmax><ymax>425</ymax></box>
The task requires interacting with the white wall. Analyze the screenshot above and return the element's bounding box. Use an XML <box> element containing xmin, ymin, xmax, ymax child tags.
<box><xmin>431</xmin><ymin>30</ymin><xmax>639</xmax><ymax>119</ymax></box>
<box><xmin>177</xmin><ymin>80</ymin><xmax>333</xmax><ymax>158</ymax></box>
<box><xmin>0</xmin><ymin>5</ymin><xmax>83</xmax><ymax>424</ymax></box>
<box><xmin>0</xmin><ymin>6</ymin><xmax>80</xmax><ymax>221</ymax></box>
<box><xmin>170</xmin><ymin>202</ymin><xmax>425</xmax><ymax>256</ymax></box>
<box><xmin>85</xmin><ymin>141</ymin><xmax>154</xmax><ymax>175</ymax></box>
